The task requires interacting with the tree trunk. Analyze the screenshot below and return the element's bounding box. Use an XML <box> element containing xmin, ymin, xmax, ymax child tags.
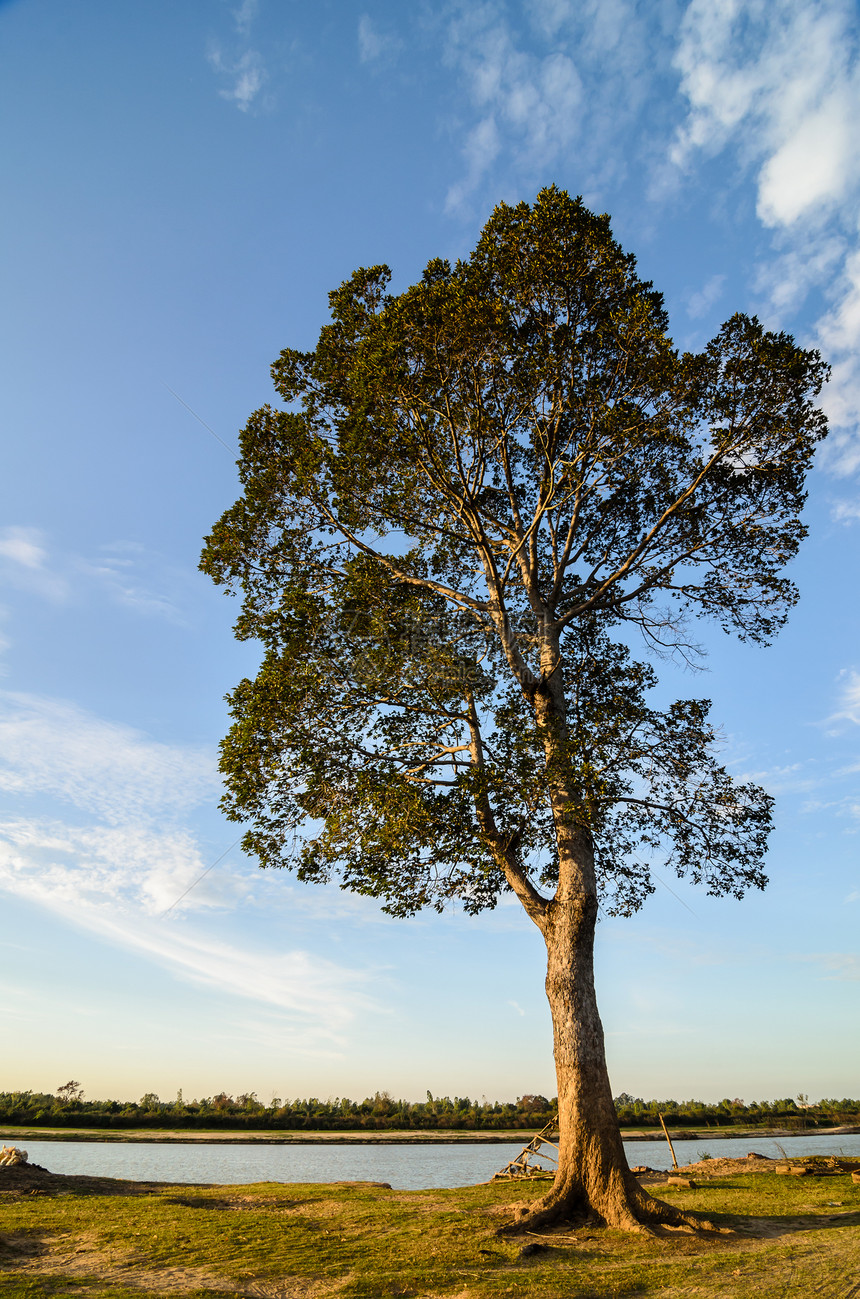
<box><xmin>503</xmin><ymin>657</ymin><xmax>715</xmax><ymax>1233</ymax></box>
<box><xmin>508</xmin><ymin>844</ymin><xmax>713</xmax><ymax>1234</ymax></box>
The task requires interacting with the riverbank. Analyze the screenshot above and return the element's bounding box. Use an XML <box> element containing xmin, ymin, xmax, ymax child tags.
<box><xmin>1</xmin><ymin>1155</ymin><xmax>859</xmax><ymax>1297</ymax></box>
<box><xmin>1</xmin><ymin>1122</ymin><xmax>857</xmax><ymax>1144</ymax></box>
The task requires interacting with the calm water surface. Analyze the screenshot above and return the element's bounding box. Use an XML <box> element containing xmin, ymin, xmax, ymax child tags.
<box><xmin>19</xmin><ymin>1134</ymin><xmax>860</xmax><ymax>1190</ymax></box>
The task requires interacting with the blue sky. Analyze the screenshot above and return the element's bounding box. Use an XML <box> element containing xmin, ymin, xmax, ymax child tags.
<box><xmin>1</xmin><ymin>0</ymin><xmax>859</xmax><ymax>1107</ymax></box>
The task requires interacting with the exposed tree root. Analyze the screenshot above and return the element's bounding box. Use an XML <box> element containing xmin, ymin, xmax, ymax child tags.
<box><xmin>498</xmin><ymin>1174</ymin><xmax>731</xmax><ymax>1237</ymax></box>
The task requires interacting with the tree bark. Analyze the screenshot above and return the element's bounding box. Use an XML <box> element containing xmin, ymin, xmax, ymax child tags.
<box><xmin>498</xmin><ymin>643</ymin><xmax>716</xmax><ymax>1232</ymax></box>
<box><xmin>508</xmin><ymin>834</ymin><xmax>713</xmax><ymax>1234</ymax></box>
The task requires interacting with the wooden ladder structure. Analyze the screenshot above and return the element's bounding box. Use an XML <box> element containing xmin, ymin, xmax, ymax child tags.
<box><xmin>491</xmin><ymin>1121</ymin><xmax>559</xmax><ymax>1180</ymax></box>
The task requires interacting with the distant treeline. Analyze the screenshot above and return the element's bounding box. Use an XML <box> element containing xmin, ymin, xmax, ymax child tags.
<box><xmin>2</xmin><ymin>1086</ymin><xmax>859</xmax><ymax>1131</ymax></box>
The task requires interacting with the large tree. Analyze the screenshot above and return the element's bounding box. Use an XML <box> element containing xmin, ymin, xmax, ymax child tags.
<box><xmin>201</xmin><ymin>188</ymin><xmax>827</xmax><ymax>1231</ymax></box>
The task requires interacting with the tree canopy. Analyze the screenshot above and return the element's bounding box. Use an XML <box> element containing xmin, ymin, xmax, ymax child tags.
<box><xmin>203</xmin><ymin>187</ymin><xmax>826</xmax><ymax>925</ymax></box>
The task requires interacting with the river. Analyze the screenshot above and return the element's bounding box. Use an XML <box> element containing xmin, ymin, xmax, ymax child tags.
<box><xmin>15</xmin><ymin>1133</ymin><xmax>860</xmax><ymax>1190</ymax></box>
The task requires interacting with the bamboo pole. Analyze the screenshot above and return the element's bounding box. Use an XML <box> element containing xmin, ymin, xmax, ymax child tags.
<box><xmin>658</xmin><ymin>1113</ymin><xmax>679</xmax><ymax>1170</ymax></box>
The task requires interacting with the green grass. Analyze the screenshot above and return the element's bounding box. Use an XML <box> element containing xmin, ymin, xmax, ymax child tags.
<box><xmin>1</xmin><ymin>1167</ymin><xmax>859</xmax><ymax>1298</ymax></box>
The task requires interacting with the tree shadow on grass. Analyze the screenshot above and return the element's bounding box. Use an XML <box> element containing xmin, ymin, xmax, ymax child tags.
<box><xmin>724</xmin><ymin>1208</ymin><xmax>860</xmax><ymax>1240</ymax></box>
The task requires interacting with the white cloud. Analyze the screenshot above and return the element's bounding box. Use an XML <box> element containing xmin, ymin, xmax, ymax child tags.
<box><xmin>443</xmin><ymin>2</ymin><xmax>584</xmax><ymax>213</ymax></box>
<box><xmin>827</xmin><ymin>669</ymin><xmax>860</xmax><ymax>727</ymax></box>
<box><xmin>526</xmin><ymin>0</ymin><xmax>572</xmax><ymax>38</ymax></box>
<box><xmin>671</xmin><ymin>0</ymin><xmax>860</xmax><ymax>227</ymax></box>
<box><xmin>0</xmin><ymin>827</ymin><xmax>373</xmax><ymax>1034</ymax></box>
<box><xmin>527</xmin><ymin>0</ymin><xmax>647</xmax><ymax>78</ymax></box>
<box><xmin>441</xmin><ymin>0</ymin><xmax>663</xmax><ymax>215</ymax></box>
<box><xmin>208</xmin><ymin>0</ymin><xmax>268</xmax><ymax>121</ymax></box>
<box><xmin>0</xmin><ymin>526</ymin><xmax>68</xmax><ymax>601</ymax></box>
<box><xmin>0</xmin><ymin>692</ymin><xmax>377</xmax><ymax>1036</ymax></box>
<box><xmin>358</xmin><ymin>14</ymin><xmax>402</xmax><ymax>64</ymax></box>
<box><xmin>77</xmin><ymin>541</ymin><xmax>189</xmax><ymax>623</ymax></box>
<box><xmin>753</xmin><ymin>233</ymin><xmax>844</xmax><ymax>319</ymax></box>
<box><xmin>686</xmin><ymin>272</ymin><xmax>725</xmax><ymax>319</ymax></box>
<box><xmin>209</xmin><ymin>47</ymin><xmax>267</xmax><ymax>112</ymax></box>
<box><xmin>0</xmin><ymin>526</ymin><xmax>45</xmax><ymax>569</ymax></box>
<box><xmin>757</xmin><ymin>88</ymin><xmax>857</xmax><ymax>228</ymax></box>
<box><xmin>671</xmin><ymin>0</ymin><xmax>860</xmax><ymax>472</ymax></box>
<box><xmin>1</xmin><ymin>527</ymin><xmax>185</xmax><ymax>620</ymax></box>
<box><xmin>736</xmin><ymin>761</ymin><xmax>820</xmax><ymax>796</ymax></box>
<box><xmin>0</xmin><ymin>692</ymin><xmax>216</xmax><ymax>824</ymax></box>
<box><xmin>0</xmin><ymin>818</ymin><xmax>224</xmax><ymax>916</ymax></box>
<box><xmin>445</xmin><ymin>117</ymin><xmax>501</xmax><ymax>216</ymax></box>
<box><xmin>831</xmin><ymin>498</ymin><xmax>860</xmax><ymax>523</ymax></box>
<box><xmin>233</xmin><ymin>0</ymin><xmax>258</xmax><ymax>38</ymax></box>
<box><xmin>816</xmin><ymin>242</ymin><xmax>860</xmax><ymax>474</ymax></box>
<box><xmin>207</xmin><ymin>0</ymin><xmax>266</xmax><ymax>111</ymax></box>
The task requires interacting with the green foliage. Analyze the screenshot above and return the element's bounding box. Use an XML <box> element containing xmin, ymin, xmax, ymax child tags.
<box><xmin>2</xmin><ymin>1091</ymin><xmax>857</xmax><ymax>1133</ymax></box>
<box><xmin>202</xmin><ymin>187</ymin><xmax>826</xmax><ymax>922</ymax></box>
<box><xmin>0</xmin><ymin>1090</ymin><xmax>556</xmax><ymax>1132</ymax></box>
<box><xmin>611</xmin><ymin>1094</ymin><xmax>860</xmax><ymax>1129</ymax></box>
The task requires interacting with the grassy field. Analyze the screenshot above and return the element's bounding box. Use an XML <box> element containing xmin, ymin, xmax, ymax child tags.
<box><xmin>1</xmin><ymin>1158</ymin><xmax>859</xmax><ymax>1298</ymax></box>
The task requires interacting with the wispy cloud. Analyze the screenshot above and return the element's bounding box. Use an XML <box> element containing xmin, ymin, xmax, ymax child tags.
<box><xmin>440</xmin><ymin>0</ymin><xmax>679</xmax><ymax>216</ymax></box>
<box><xmin>1</xmin><ymin>526</ymin><xmax>189</xmax><ymax>624</ymax></box>
<box><xmin>736</xmin><ymin>761</ymin><xmax>822</xmax><ymax>797</ymax></box>
<box><xmin>358</xmin><ymin>14</ymin><xmax>403</xmax><ymax>65</ymax></box>
<box><xmin>831</xmin><ymin>497</ymin><xmax>860</xmax><ymax>524</ymax></box>
<box><xmin>803</xmin><ymin>951</ymin><xmax>860</xmax><ymax>981</ymax></box>
<box><xmin>0</xmin><ymin>818</ymin><xmax>231</xmax><ymax>916</ymax></box>
<box><xmin>443</xmin><ymin>2</ymin><xmax>585</xmax><ymax>214</ymax></box>
<box><xmin>233</xmin><ymin>0</ymin><xmax>258</xmax><ymax>39</ymax></box>
<box><xmin>0</xmin><ymin>610</ymin><xmax>9</xmax><ymax>669</ymax></box>
<box><xmin>0</xmin><ymin>831</ymin><xmax>373</xmax><ymax>1037</ymax></box>
<box><xmin>208</xmin><ymin>1</ymin><xmax>267</xmax><ymax>113</ymax></box>
<box><xmin>0</xmin><ymin>527</ymin><xmax>45</xmax><ymax>570</ymax></box>
<box><xmin>0</xmin><ymin>692</ymin><xmax>377</xmax><ymax>1037</ymax></box>
<box><xmin>208</xmin><ymin>46</ymin><xmax>268</xmax><ymax>112</ymax></box>
<box><xmin>0</xmin><ymin>526</ymin><xmax>68</xmax><ymax>601</ymax></box>
<box><xmin>77</xmin><ymin>540</ymin><xmax>191</xmax><ymax>624</ymax></box>
<box><xmin>670</xmin><ymin>0</ymin><xmax>860</xmax><ymax>474</ymax></box>
<box><xmin>0</xmin><ymin>692</ymin><xmax>216</xmax><ymax>824</ymax></box>
<box><xmin>816</xmin><ymin>243</ymin><xmax>860</xmax><ymax>474</ymax></box>
<box><xmin>671</xmin><ymin>0</ymin><xmax>860</xmax><ymax>224</ymax></box>
<box><xmin>828</xmin><ymin>669</ymin><xmax>860</xmax><ymax>727</ymax></box>
<box><xmin>753</xmin><ymin>233</ymin><xmax>845</xmax><ymax>320</ymax></box>
<box><xmin>686</xmin><ymin>273</ymin><xmax>726</xmax><ymax>320</ymax></box>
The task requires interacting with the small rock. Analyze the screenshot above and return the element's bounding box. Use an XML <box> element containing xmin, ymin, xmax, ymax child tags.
<box><xmin>518</xmin><ymin>1242</ymin><xmax>547</xmax><ymax>1259</ymax></box>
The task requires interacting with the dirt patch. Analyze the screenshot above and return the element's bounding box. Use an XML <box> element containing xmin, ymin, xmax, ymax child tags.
<box><xmin>1</xmin><ymin>1232</ymin><xmax>228</xmax><ymax>1293</ymax></box>
<box><xmin>635</xmin><ymin>1154</ymin><xmax>860</xmax><ymax>1185</ymax></box>
<box><xmin>2</xmin><ymin>1231</ymin><xmax>346</xmax><ymax>1297</ymax></box>
<box><xmin>162</xmin><ymin>1192</ymin><xmax>315</xmax><ymax>1212</ymax></box>
<box><xmin>0</xmin><ymin>1230</ymin><xmax>45</xmax><ymax>1259</ymax></box>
